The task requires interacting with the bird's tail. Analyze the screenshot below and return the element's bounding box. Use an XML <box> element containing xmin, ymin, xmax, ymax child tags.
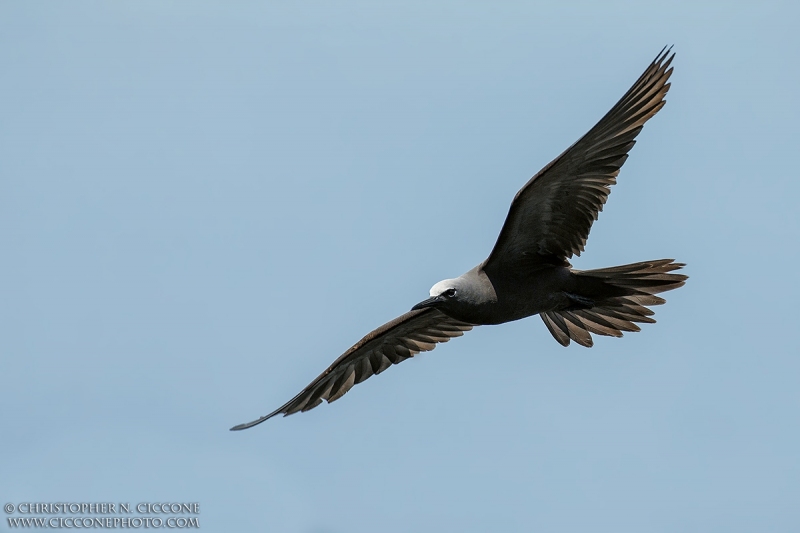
<box><xmin>540</xmin><ymin>259</ymin><xmax>687</xmax><ymax>347</ymax></box>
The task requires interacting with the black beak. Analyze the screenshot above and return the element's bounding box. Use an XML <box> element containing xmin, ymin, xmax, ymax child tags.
<box><xmin>411</xmin><ymin>295</ymin><xmax>445</xmax><ymax>311</ymax></box>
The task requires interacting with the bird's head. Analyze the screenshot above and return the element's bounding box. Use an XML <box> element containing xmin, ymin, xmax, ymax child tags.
<box><xmin>411</xmin><ymin>278</ymin><xmax>465</xmax><ymax>311</ymax></box>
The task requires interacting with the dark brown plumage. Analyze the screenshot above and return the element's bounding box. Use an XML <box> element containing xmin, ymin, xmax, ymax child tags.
<box><xmin>483</xmin><ymin>48</ymin><xmax>674</xmax><ymax>269</ymax></box>
<box><xmin>230</xmin><ymin>309</ymin><xmax>472</xmax><ymax>430</ymax></box>
<box><xmin>231</xmin><ymin>48</ymin><xmax>686</xmax><ymax>430</ymax></box>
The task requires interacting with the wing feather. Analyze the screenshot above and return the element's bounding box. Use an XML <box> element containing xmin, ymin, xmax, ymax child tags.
<box><xmin>483</xmin><ymin>48</ymin><xmax>674</xmax><ymax>271</ymax></box>
<box><xmin>230</xmin><ymin>308</ymin><xmax>473</xmax><ymax>430</ymax></box>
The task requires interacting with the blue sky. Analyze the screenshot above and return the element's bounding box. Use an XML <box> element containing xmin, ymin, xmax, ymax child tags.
<box><xmin>2</xmin><ymin>2</ymin><xmax>798</xmax><ymax>532</ymax></box>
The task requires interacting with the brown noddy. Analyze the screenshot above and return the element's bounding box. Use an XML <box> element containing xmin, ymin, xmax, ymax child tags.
<box><xmin>231</xmin><ymin>47</ymin><xmax>686</xmax><ymax>431</ymax></box>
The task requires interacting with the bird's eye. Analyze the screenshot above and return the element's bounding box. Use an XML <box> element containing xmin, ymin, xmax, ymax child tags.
<box><xmin>444</xmin><ymin>289</ymin><xmax>457</xmax><ymax>298</ymax></box>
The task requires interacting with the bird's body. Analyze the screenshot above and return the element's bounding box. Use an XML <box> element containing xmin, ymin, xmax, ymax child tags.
<box><xmin>423</xmin><ymin>262</ymin><xmax>570</xmax><ymax>325</ymax></box>
<box><xmin>231</xmin><ymin>48</ymin><xmax>687</xmax><ymax>431</ymax></box>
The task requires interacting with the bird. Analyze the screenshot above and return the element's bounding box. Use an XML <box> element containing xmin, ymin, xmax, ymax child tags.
<box><xmin>230</xmin><ymin>47</ymin><xmax>686</xmax><ymax>431</ymax></box>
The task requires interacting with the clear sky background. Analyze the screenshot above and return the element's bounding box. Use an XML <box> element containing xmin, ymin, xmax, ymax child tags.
<box><xmin>2</xmin><ymin>2</ymin><xmax>798</xmax><ymax>532</ymax></box>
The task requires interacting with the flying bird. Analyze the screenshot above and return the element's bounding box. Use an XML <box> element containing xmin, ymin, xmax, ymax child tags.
<box><xmin>231</xmin><ymin>47</ymin><xmax>686</xmax><ymax>431</ymax></box>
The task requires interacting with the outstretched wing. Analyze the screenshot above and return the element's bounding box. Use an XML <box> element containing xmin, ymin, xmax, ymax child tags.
<box><xmin>483</xmin><ymin>48</ymin><xmax>674</xmax><ymax>272</ymax></box>
<box><xmin>230</xmin><ymin>308</ymin><xmax>473</xmax><ymax>430</ymax></box>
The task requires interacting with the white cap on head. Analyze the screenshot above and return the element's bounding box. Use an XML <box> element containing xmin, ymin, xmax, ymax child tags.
<box><xmin>429</xmin><ymin>279</ymin><xmax>456</xmax><ymax>297</ymax></box>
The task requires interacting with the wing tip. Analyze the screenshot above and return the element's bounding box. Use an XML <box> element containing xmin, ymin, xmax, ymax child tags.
<box><xmin>656</xmin><ymin>44</ymin><xmax>675</xmax><ymax>63</ymax></box>
<box><xmin>229</xmin><ymin>418</ymin><xmax>265</xmax><ymax>431</ymax></box>
<box><xmin>229</xmin><ymin>409</ymin><xmax>284</xmax><ymax>431</ymax></box>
